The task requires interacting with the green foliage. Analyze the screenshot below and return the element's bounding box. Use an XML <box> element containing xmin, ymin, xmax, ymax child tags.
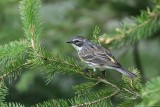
<box><xmin>122</xmin><ymin>68</ymin><xmax>142</xmax><ymax>91</ymax></box>
<box><xmin>0</xmin><ymin>0</ymin><xmax>160</xmax><ymax>106</ymax></box>
<box><xmin>31</xmin><ymin>50</ymin><xmax>84</xmax><ymax>83</ymax></box>
<box><xmin>0</xmin><ymin>82</ymin><xmax>24</xmax><ymax>107</ymax></box>
<box><xmin>0</xmin><ymin>40</ymin><xmax>29</xmax><ymax>81</ymax></box>
<box><xmin>70</xmin><ymin>88</ymin><xmax>116</xmax><ymax>107</ymax></box>
<box><xmin>73</xmin><ymin>81</ymin><xmax>98</xmax><ymax>94</ymax></box>
<box><xmin>100</xmin><ymin>2</ymin><xmax>160</xmax><ymax>48</ymax></box>
<box><xmin>0</xmin><ymin>82</ymin><xmax>8</xmax><ymax>103</ymax></box>
<box><xmin>0</xmin><ymin>40</ymin><xmax>28</xmax><ymax>66</ymax></box>
<box><xmin>2</xmin><ymin>103</ymin><xmax>25</xmax><ymax>107</ymax></box>
<box><xmin>118</xmin><ymin>99</ymin><xmax>135</xmax><ymax>107</ymax></box>
<box><xmin>20</xmin><ymin>0</ymin><xmax>42</xmax><ymax>48</ymax></box>
<box><xmin>92</xmin><ymin>26</ymin><xmax>101</xmax><ymax>45</ymax></box>
<box><xmin>33</xmin><ymin>87</ymin><xmax>115</xmax><ymax>107</ymax></box>
<box><xmin>32</xmin><ymin>99</ymin><xmax>68</xmax><ymax>107</ymax></box>
<box><xmin>136</xmin><ymin>77</ymin><xmax>160</xmax><ymax>107</ymax></box>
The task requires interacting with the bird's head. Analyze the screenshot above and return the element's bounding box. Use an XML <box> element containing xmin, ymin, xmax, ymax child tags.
<box><xmin>66</xmin><ymin>36</ymin><xmax>87</xmax><ymax>51</ymax></box>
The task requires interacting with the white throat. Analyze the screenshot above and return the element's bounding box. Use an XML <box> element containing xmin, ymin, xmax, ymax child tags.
<box><xmin>72</xmin><ymin>44</ymin><xmax>82</xmax><ymax>51</ymax></box>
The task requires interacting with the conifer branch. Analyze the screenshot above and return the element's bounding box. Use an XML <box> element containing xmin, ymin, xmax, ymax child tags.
<box><xmin>0</xmin><ymin>40</ymin><xmax>28</xmax><ymax>66</ymax></box>
<box><xmin>0</xmin><ymin>62</ymin><xmax>32</xmax><ymax>81</ymax></box>
<box><xmin>0</xmin><ymin>40</ymin><xmax>29</xmax><ymax>81</ymax></box>
<box><xmin>20</xmin><ymin>0</ymin><xmax>42</xmax><ymax>49</ymax></box>
<box><xmin>31</xmin><ymin>50</ymin><xmax>85</xmax><ymax>77</ymax></box>
<box><xmin>0</xmin><ymin>82</ymin><xmax>8</xmax><ymax>102</ymax></box>
<box><xmin>99</xmin><ymin>77</ymin><xmax>140</xmax><ymax>97</ymax></box>
<box><xmin>99</xmin><ymin>5</ymin><xmax>160</xmax><ymax>46</ymax></box>
<box><xmin>78</xmin><ymin>75</ymin><xmax>140</xmax><ymax>99</ymax></box>
<box><xmin>122</xmin><ymin>87</ymin><xmax>140</xmax><ymax>98</ymax></box>
<box><xmin>1</xmin><ymin>0</ymin><xmax>159</xmax><ymax>106</ymax></box>
<box><xmin>141</xmin><ymin>77</ymin><xmax>160</xmax><ymax>96</ymax></box>
<box><xmin>98</xmin><ymin>77</ymin><xmax>120</xmax><ymax>90</ymax></box>
<box><xmin>73</xmin><ymin>81</ymin><xmax>100</xmax><ymax>94</ymax></box>
<box><xmin>71</xmin><ymin>90</ymin><xmax>120</xmax><ymax>107</ymax></box>
<box><xmin>2</xmin><ymin>103</ymin><xmax>25</xmax><ymax>107</ymax></box>
<box><xmin>136</xmin><ymin>77</ymin><xmax>160</xmax><ymax>106</ymax></box>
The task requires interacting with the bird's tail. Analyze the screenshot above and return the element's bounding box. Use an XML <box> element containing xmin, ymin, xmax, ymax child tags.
<box><xmin>114</xmin><ymin>67</ymin><xmax>137</xmax><ymax>78</ymax></box>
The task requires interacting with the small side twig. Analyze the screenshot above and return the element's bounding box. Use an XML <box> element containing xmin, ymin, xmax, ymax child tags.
<box><xmin>86</xmin><ymin>76</ymin><xmax>140</xmax><ymax>98</ymax></box>
<box><xmin>0</xmin><ymin>62</ymin><xmax>32</xmax><ymax>81</ymax></box>
<box><xmin>122</xmin><ymin>87</ymin><xmax>140</xmax><ymax>98</ymax></box>
<box><xmin>71</xmin><ymin>90</ymin><xmax>120</xmax><ymax>107</ymax></box>
<box><xmin>98</xmin><ymin>77</ymin><xmax>120</xmax><ymax>90</ymax></box>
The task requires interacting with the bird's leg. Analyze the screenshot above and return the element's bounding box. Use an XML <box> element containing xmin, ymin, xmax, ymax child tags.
<box><xmin>102</xmin><ymin>70</ymin><xmax>106</xmax><ymax>77</ymax></box>
<box><xmin>93</xmin><ymin>68</ymin><xmax>96</xmax><ymax>72</ymax></box>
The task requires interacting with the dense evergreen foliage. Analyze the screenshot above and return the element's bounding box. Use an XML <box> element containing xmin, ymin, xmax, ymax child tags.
<box><xmin>0</xmin><ymin>0</ymin><xmax>160</xmax><ymax>107</ymax></box>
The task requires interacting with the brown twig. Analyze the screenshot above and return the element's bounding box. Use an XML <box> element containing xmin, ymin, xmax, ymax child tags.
<box><xmin>71</xmin><ymin>90</ymin><xmax>120</xmax><ymax>107</ymax></box>
<box><xmin>86</xmin><ymin>76</ymin><xmax>140</xmax><ymax>97</ymax></box>
<box><xmin>122</xmin><ymin>87</ymin><xmax>140</xmax><ymax>98</ymax></box>
<box><xmin>98</xmin><ymin>77</ymin><xmax>120</xmax><ymax>90</ymax></box>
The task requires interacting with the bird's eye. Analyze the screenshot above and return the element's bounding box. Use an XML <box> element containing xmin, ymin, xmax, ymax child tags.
<box><xmin>73</xmin><ymin>40</ymin><xmax>83</xmax><ymax>47</ymax></box>
<box><xmin>74</xmin><ymin>40</ymin><xmax>80</xmax><ymax>43</ymax></box>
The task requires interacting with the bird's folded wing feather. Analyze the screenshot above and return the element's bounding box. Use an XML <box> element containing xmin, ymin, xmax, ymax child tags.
<box><xmin>79</xmin><ymin>50</ymin><xmax>120</xmax><ymax>67</ymax></box>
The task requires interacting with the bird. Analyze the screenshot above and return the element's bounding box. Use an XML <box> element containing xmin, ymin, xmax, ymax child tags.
<box><xmin>66</xmin><ymin>36</ymin><xmax>136</xmax><ymax>78</ymax></box>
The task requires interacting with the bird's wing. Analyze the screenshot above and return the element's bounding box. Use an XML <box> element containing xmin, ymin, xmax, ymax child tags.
<box><xmin>80</xmin><ymin>53</ymin><xmax>107</xmax><ymax>65</ymax></box>
<box><xmin>79</xmin><ymin>46</ymin><xmax>121</xmax><ymax>67</ymax></box>
<box><xmin>95</xmin><ymin>51</ymin><xmax>121</xmax><ymax>66</ymax></box>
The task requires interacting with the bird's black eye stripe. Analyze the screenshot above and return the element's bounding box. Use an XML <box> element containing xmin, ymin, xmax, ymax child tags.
<box><xmin>72</xmin><ymin>39</ymin><xmax>84</xmax><ymax>47</ymax></box>
<box><xmin>74</xmin><ymin>40</ymin><xmax>80</xmax><ymax>43</ymax></box>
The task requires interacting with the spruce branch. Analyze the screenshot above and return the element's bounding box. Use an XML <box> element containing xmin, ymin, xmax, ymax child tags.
<box><xmin>29</xmin><ymin>49</ymin><xmax>85</xmax><ymax>83</ymax></box>
<box><xmin>0</xmin><ymin>0</ymin><xmax>155</xmax><ymax>106</ymax></box>
<box><xmin>73</xmin><ymin>81</ymin><xmax>100</xmax><ymax>95</ymax></box>
<box><xmin>41</xmin><ymin>54</ymin><xmax>84</xmax><ymax>75</ymax></box>
<box><xmin>0</xmin><ymin>40</ymin><xmax>29</xmax><ymax>81</ymax></box>
<box><xmin>0</xmin><ymin>40</ymin><xmax>28</xmax><ymax>66</ymax></box>
<box><xmin>74</xmin><ymin>75</ymin><xmax>140</xmax><ymax>101</ymax></box>
<box><xmin>135</xmin><ymin>77</ymin><xmax>160</xmax><ymax>107</ymax></box>
<box><xmin>92</xmin><ymin>26</ymin><xmax>101</xmax><ymax>45</ymax></box>
<box><xmin>141</xmin><ymin>77</ymin><xmax>160</xmax><ymax>97</ymax></box>
<box><xmin>70</xmin><ymin>86</ymin><xmax>117</xmax><ymax>106</ymax></box>
<box><xmin>0</xmin><ymin>62</ymin><xmax>32</xmax><ymax>81</ymax></box>
<box><xmin>118</xmin><ymin>99</ymin><xmax>135</xmax><ymax>107</ymax></box>
<box><xmin>0</xmin><ymin>81</ymin><xmax>8</xmax><ymax>103</ymax></box>
<box><xmin>98</xmin><ymin>77</ymin><xmax>120</xmax><ymax>90</ymax></box>
<box><xmin>1</xmin><ymin>103</ymin><xmax>25</xmax><ymax>107</ymax></box>
<box><xmin>71</xmin><ymin>91</ymin><xmax>120</xmax><ymax>107</ymax></box>
<box><xmin>99</xmin><ymin>5</ymin><xmax>160</xmax><ymax>47</ymax></box>
<box><xmin>82</xmin><ymin>69</ymin><xmax>141</xmax><ymax>97</ymax></box>
<box><xmin>32</xmin><ymin>99</ymin><xmax>69</xmax><ymax>107</ymax></box>
<box><xmin>20</xmin><ymin>0</ymin><xmax>42</xmax><ymax>49</ymax></box>
<box><xmin>99</xmin><ymin>77</ymin><xmax>140</xmax><ymax>98</ymax></box>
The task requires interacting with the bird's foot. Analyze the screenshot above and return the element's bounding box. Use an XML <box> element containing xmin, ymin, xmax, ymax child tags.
<box><xmin>83</xmin><ymin>68</ymin><xmax>95</xmax><ymax>78</ymax></box>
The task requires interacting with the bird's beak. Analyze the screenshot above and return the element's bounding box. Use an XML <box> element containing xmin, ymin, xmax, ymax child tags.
<box><xmin>66</xmin><ymin>41</ymin><xmax>73</xmax><ymax>43</ymax></box>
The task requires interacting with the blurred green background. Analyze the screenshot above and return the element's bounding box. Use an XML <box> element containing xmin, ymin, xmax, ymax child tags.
<box><xmin>0</xmin><ymin>0</ymin><xmax>160</xmax><ymax>106</ymax></box>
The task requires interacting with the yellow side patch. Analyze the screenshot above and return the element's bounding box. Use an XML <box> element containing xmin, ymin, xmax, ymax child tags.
<box><xmin>108</xmin><ymin>55</ymin><xmax>115</xmax><ymax>63</ymax></box>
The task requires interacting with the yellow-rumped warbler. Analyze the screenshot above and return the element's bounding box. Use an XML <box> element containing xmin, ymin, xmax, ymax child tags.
<box><xmin>67</xmin><ymin>36</ymin><xmax>136</xmax><ymax>78</ymax></box>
